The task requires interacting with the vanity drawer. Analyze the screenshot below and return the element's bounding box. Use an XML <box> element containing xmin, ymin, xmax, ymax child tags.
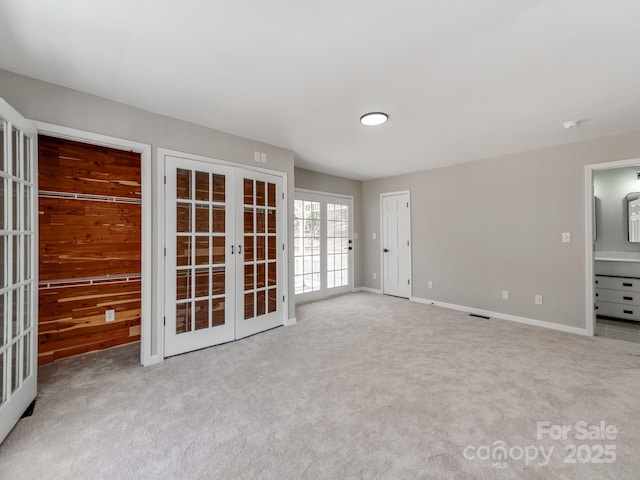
<box><xmin>595</xmin><ymin>275</ymin><xmax>640</xmax><ymax>292</ymax></box>
<box><xmin>595</xmin><ymin>288</ymin><xmax>640</xmax><ymax>305</ymax></box>
<box><xmin>596</xmin><ymin>301</ymin><xmax>640</xmax><ymax>321</ymax></box>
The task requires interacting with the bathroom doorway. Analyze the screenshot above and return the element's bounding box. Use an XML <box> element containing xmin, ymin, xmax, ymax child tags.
<box><xmin>587</xmin><ymin>160</ymin><xmax>640</xmax><ymax>343</ymax></box>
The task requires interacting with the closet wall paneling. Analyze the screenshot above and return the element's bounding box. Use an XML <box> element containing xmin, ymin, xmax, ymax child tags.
<box><xmin>37</xmin><ymin>135</ymin><xmax>142</xmax><ymax>364</ymax></box>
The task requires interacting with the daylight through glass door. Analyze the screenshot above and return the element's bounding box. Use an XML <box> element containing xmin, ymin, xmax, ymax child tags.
<box><xmin>294</xmin><ymin>191</ymin><xmax>353</xmax><ymax>301</ymax></box>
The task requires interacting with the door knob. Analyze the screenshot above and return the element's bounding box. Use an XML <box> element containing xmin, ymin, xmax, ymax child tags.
<box><xmin>383</xmin><ymin>248</ymin><xmax>390</xmax><ymax>252</ymax></box>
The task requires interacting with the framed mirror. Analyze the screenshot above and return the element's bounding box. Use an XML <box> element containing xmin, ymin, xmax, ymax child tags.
<box><xmin>626</xmin><ymin>192</ymin><xmax>640</xmax><ymax>242</ymax></box>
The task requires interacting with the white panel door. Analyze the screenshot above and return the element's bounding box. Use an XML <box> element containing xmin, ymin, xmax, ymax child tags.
<box><xmin>164</xmin><ymin>156</ymin><xmax>236</xmax><ymax>356</ymax></box>
<box><xmin>0</xmin><ymin>99</ymin><xmax>38</xmax><ymax>443</ymax></box>
<box><xmin>382</xmin><ymin>192</ymin><xmax>411</xmax><ymax>298</ymax></box>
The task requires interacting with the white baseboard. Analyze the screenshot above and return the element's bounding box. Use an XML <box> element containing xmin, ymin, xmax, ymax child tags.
<box><xmin>284</xmin><ymin>317</ymin><xmax>297</xmax><ymax>326</ymax></box>
<box><xmin>354</xmin><ymin>287</ymin><xmax>382</xmax><ymax>294</ymax></box>
<box><xmin>410</xmin><ymin>296</ymin><xmax>589</xmax><ymax>336</ymax></box>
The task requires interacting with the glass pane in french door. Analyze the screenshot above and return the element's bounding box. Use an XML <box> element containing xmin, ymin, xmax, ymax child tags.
<box><xmin>175</xmin><ymin>168</ymin><xmax>226</xmax><ymax>333</ymax></box>
<box><xmin>164</xmin><ymin>157</ymin><xmax>235</xmax><ymax>357</ymax></box>
<box><xmin>327</xmin><ymin>202</ymin><xmax>350</xmax><ymax>290</ymax></box>
<box><xmin>294</xmin><ymin>199</ymin><xmax>320</xmax><ymax>294</ymax></box>
<box><xmin>243</xmin><ymin>179</ymin><xmax>278</xmax><ymax>318</ymax></box>
<box><xmin>237</xmin><ymin>172</ymin><xmax>283</xmax><ymax>339</ymax></box>
<box><xmin>0</xmin><ymin>99</ymin><xmax>37</xmax><ymax>444</ymax></box>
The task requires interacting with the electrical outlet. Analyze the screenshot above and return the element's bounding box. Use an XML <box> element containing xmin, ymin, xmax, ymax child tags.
<box><xmin>373</xmin><ymin>272</ymin><xmax>377</xmax><ymax>280</ymax></box>
<box><xmin>427</xmin><ymin>281</ymin><xmax>433</xmax><ymax>288</ymax></box>
<box><xmin>502</xmin><ymin>290</ymin><xmax>510</xmax><ymax>300</ymax></box>
<box><xmin>535</xmin><ymin>295</ymin><xmax>543</xmax><ymax>305</ymax></box>
<box><xmin>105</xmin><ymin>309</ymin><xmax>115</xmax><ymax>323</ymax></box>
<box><xmin>372</xmin><ymin>232</ymin><xmax>376</xmax><ymax>240</ymax></box>
<box><xmin>562</xmin><ymin>232</ymin><xmax>571</xmax><ymax>243</ymax></box>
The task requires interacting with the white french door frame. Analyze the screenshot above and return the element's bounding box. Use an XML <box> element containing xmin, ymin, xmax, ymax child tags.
<box><xmin>157</xmin><ymin>148</ymin><xmax>289</xmax><ymax>358</ymax></box>
<box><xmin>294</xmin><ymin>188</ymin><xmax>355</xmax><ymax>303</ymax></box>
<box><xmin>584</xmin><ymin>157</ymin><xmax>640</xmax><ymax>337</ymax></box>
<box><xmin>32</xmin><ymin>122</ymin><xmax>155</xmax><ymax>366</ymax></box>
<box><xmin>163</xmin><ymin>158</ymin><xmax>237</xmax><ymax>356</ymax></box>
<box><xmin>1</xmin><ymin>99</ymin><xmax>38</xmax><ymax>443</ymax></box>
<box><xmin>380</xmin><ymin>190</ymin><xmax>412</xmax><ymax>299</ymax></box>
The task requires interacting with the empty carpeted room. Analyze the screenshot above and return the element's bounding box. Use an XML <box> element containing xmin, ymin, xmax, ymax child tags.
<box><xmin>1</xmin><ymin>1</ymin><xmax>640</xmax><ymax>479</ymax></box>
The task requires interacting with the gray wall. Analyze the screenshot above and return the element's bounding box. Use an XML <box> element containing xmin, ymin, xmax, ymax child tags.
<box><xmin>363</xmin><ymin>132</ymin><xmax>640</xmax><ymax>329</ymax></box>
<box><xmin>594</xmin><ymin>167</ymin><xmax>640</xmax><ymax>252</ymax></box>
<box><xmin>294</xmin><ymin>167</ymin><xmax>363</xmax><ymax>287</ymax></box>
<box><xmin>0</xmin><ymin>69</ymin><xmax>297</xmax><ymax>347</ymax></box>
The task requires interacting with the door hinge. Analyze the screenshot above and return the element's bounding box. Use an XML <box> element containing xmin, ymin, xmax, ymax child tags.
<box><xmin>406</xmin><ymin>202</ymin><xmax>409</xmax><ymax>207</ymax></box>
<box><xmin>282</xmin><ymin>243</ymin><xmax>285</xmax><ymax>251</ymax></box>
<box><xmin>282</xmin><ymin>193</ymin><xmax>285</xmax><ymax>200</ymax></box>
<box><xmin>407</xmin><ymin>240</ymin><xmax>410</xmax><ymax>246</ymax></box>
<box><xmin>163</xmin><ymin>316</ymin><xmax>166</xmax><ymax>326</ymax></box>
<box><xmin>164</xmin><ymin>247</ymin><xmax>166</xmax><ymax>256</ymax></box>
<box><xmin>408</xmin><ymin>279</ymin><xmax>410</xmax><ymax>285</ymax></box>
<box><xmin>164</xmin><ymin>175</ymin><xmax>167</xmax><ymax>185</ymax></box>
<box><xmin>283</xmin><ymin>295</ymin><xmax>285</xmax><ymax>302</ymax></box>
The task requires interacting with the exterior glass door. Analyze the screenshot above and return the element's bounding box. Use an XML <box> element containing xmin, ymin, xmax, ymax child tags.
<box><xmin>293</xmin><ymin>198</ymin><xmax>321</xmax><ymax>295</ymax></box>
<box><xmin>294</xmin><ymin>191</ymin><xmax>353</xmax><ymax>302</ymax></box>
<box><xmin>0</xmin><ymin>99</ymin><xmax>37</xmax><ymax>443</ymax></box>
<box><xmin>326</xmin><ymin>199</ymin><xmax>352</xmax><ymax>295</ymax></box>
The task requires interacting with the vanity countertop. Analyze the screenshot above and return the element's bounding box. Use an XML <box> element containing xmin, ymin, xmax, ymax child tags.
<box><xmin>595</xmin><ymin>251</ymin><xmax>640</xmax><ymax>263</ymax></box>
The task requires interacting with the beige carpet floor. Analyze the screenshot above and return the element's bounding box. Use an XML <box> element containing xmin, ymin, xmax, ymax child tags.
<box><xmin>1</xmin><ymin>292</ymin><xmax>640</xmax><ymax>479</ymax></box>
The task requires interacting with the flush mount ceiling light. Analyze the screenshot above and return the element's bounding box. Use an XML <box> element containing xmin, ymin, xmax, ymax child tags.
<box><xmin>360</xmin><ymin>112</ymin><xmax>388</xmax><ymax>126</ymax></box>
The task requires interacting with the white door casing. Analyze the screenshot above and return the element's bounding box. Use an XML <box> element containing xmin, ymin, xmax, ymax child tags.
<box><xmin>381</xmin><ymin>191</ymin><xmax>411</xmax><ymax>298</ymax></box>
<box><xmin>0</xmin><ymin>99</ymin><xmax>38</xmax><ymax>444</ymax></box>
<box><xmin>163</xmin><ymin>152</ymin><xmax>285</xmax><ymax>357</ymax></box>
<box><xmin>32</xmin><ymin>121</ymin><xmax>154</xmax><ymax>366</ymax></box>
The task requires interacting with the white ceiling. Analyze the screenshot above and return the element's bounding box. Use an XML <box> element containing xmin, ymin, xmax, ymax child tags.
<box><xmin>1</xmin><ymin>1</ymin><xmax>640</xmax><ymax>180</ymax></box>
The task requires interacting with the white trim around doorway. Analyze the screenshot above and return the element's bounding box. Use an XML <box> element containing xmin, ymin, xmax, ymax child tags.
<box><xmin>157</xmin><ymin>148</ymin><xmax>290</xmax><ymax>358</ymax></box>
<box><xmin>293</xmin><ymin>188</ymin><xmax>355</xmax><ymax>303</ymax></box>
<box><xmin>379</xmin><ymin>190</ymin><xmax>412</xmax><ymax>298</ymax></box>
<box><xmin>585</xmin><ymin>157</ymin><xmax>640</xmax><ymax>337</ymax></box>
<box><xmin>31</xmin><ymin>121</ymin><xmax>157</xmax><ymax>366</ymax></box>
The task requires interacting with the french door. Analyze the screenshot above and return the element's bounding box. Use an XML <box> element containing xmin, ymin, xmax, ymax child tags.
<box><xmin>294</xmin><ymin>190</ymin><xmax>353</xmax><ymax>302</ymax></box>
<box><xmin>164</xmin><ymin>158</ymin><xmax>236</xmax><ymax>355</ymax></box>
<box><xmin>0</xmin><ymin>99</ymin><xmax>37</xmax><ymax>443</ymax></box>
<box><xmin>236</xmin><ymin>171</ymin><xmax>282</xmax><ymax>339</ymax></box>
<box><xmin>164</xmin><ymin>155</ymin><xmax>284</xmax><ymax>357</ymax></box>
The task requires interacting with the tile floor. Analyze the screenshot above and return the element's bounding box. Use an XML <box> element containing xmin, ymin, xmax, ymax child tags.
<box><xmin>596</xmin><ymin>316</ymin><xmax>640</xmax><ymax>343</ymax></box>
